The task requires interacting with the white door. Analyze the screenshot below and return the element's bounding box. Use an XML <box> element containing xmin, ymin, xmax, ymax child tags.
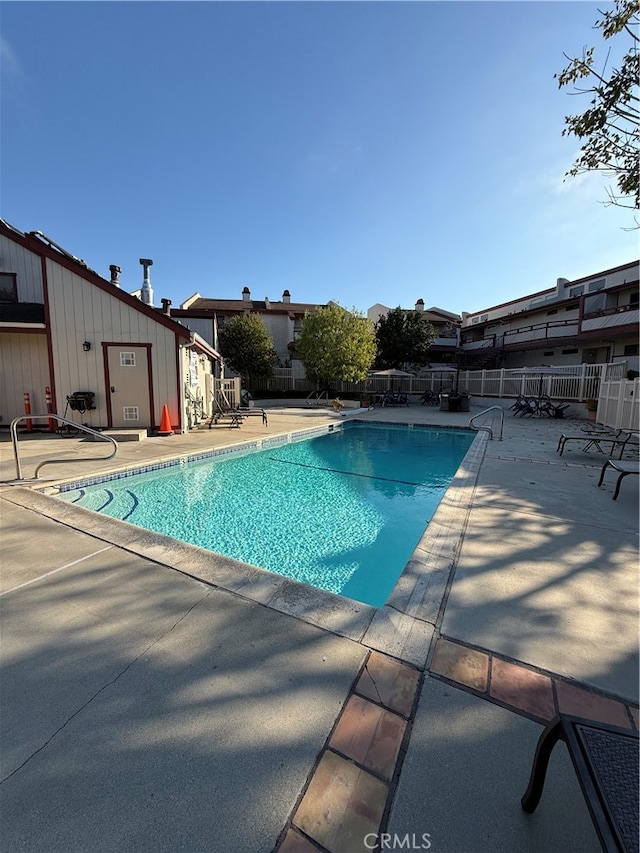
<box><xmin>106</xmin><ymin>345</ymin><xmax>152</xmax><ymax>429</ymax></box>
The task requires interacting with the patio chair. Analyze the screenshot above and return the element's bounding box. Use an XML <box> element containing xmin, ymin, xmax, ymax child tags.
<box><xmin>514</xmin><ymin>397</ymin><xmax>539</xmax><ymax>418</ymax></box>
<box><xmin>208</xmin><ymin>404</ymin><xmax>268</xmax><ymax>429</ymax></box>
<box><xmin>381</xmin><ymin>390</ymin><xmax>396</xmax><ymax>407</ymax></box>
<box><xmin>597</xmin><ymin>459</ymin><xmax>640</xmax><ymax>500</ymax></box>
<box><xmin>539</xmin><ymin>400</ymin><xmax>570</xmax><ymax>419</ymax></box>
<box><xmin>419</xmin><ymin>390</ymin><xmax>440</xmax><ymax>406</ymax></box>
<box><xmin>557</xmin><ymin>428</ymin><xmax>637</xmax><ymax>460</ymax></box>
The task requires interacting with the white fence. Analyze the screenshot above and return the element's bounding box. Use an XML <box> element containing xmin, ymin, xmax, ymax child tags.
<box><xmin>253</xmin><ymin>362</ymin><xmax>627</xmax><ymax>402</ymax></box>
<box><xmin>597</xmin><ymin>377</ymin><xmax>639</xmax><ymax>431</ymax></box>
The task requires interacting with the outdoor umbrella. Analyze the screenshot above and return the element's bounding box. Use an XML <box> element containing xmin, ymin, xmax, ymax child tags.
<box><xmin>512</xmin><ymin>366</ymin><xmax>577</xmax><ymax>413</ymax></box>
<box><xmin>370</xmin><ymin>368</ymin><xmax>413</xmax><ymax>401</ymax></box>
<box><xmin>370</xmin><ymin>369</ymin><xmax>414</xmax><ymax>378</ymax></box>
<box><xmin>420</xmin><ymin>364</ymin><xmax>459</xmax><ymax>390</ymax></box>
<box><xmin>371</xmin><ymin>368</ymin><xmax>413</xmax><ymax>387</ymax></box>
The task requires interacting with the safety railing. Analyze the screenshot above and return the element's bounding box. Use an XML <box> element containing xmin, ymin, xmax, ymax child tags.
<box><xmin>469</xmin><ymin>406</ymin><xmax>504</xmax><ymax>441</ymax></box>
<box><xmin>10</xmin><ymin>414</ymin><xmax>118</xmax><ymax>481</ymax></box>
<box><xmin>306</xmin><ymin>389</ymin><xmax>328</xmax><ymax>406</ymax></box>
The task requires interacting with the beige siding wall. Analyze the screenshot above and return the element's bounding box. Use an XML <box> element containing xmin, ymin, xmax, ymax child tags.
<box><xmin>46</xmin><ymin>260</ymin><xmax>180</xmax><ymax>428</ymax></box>
<box><xmin>183</xmin><ymin>316</ymin><xmax>215</xmax><ymax>346</ymax></box>
<box><xmin>0</xmin><ymin>333</ymin><xmax>50</xmax><ymax>424</ymax></box>
<box><xmin>262</xmin><ymin>313</ymin><xmax>294</xmax><ymax>363</ymax></box>
<box><xmin>0</xmin><ymin>235</ymin><xmax>44</xmax><ymax>302</ymax></box>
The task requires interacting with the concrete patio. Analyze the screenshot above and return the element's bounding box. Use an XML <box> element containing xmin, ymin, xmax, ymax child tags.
<box><xmin>0</xmin><ymin>400</ymin><xmax>637</xmax><ymax>852</ymax></box>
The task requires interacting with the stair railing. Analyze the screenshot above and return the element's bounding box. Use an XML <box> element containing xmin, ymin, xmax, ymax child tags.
<box><xmin>469</xmin><ymin>406</ymin><xmax>504</xmax><ymax>441</ymax></box>
<box><xmin>10</xmin><ymin>414</ymin><xmax>118</xmax><ymax>481</ymax></box>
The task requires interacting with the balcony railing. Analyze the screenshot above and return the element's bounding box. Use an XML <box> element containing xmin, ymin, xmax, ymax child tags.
<box><xmin>580</xmin><ymin>305</ymin><xmax>639</xmax><ymax>333</ymax></box>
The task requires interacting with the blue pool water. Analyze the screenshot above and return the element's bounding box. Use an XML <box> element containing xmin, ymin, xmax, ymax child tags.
<box><xmin>60</xmin><ymin>423</ymin><xmax>474</xmax><ymax>607</ymax></box>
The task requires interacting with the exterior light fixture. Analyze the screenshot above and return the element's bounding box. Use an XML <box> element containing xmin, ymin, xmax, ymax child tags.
<box><xmin>82</xmin><ymin>341</ymin><xmax>92</xmax><ymax>352</ymax></box>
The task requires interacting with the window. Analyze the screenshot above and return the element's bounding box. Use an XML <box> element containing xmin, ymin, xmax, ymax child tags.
<box><xmin>565</xmin><ymin>303</ymin><xmax>578</xmax><ymax>311</ymax></box>
<box><xmin>624</xmin><ymin>344</ymin><xmax>639</xmax><ymax>356</ymax></box>
<box><xmin>569</xmin><ymin>285</ymin><xmax>584</xmax><ymax>297</ymax></box>
<box><xmin>630</xmin><ymin>292</ymin><xmax>639</xmax><ymax>306</ymax></box>
<box><xmin>120</xmin><ymin>351</ymin><xmax>136</xmax><ymax>367</ymax></box>
<box><xmin>546</xmin><ymin>309</ymin><xmax>558</xmax><ymax>316</ymax></box>
<box><xmin>0</xmin><ymin>272</ymin><xmax>17</xmax><ymax>302</ymax></box>
<box><xmin>562</xmin><ymin>348</ymin><xmax>579</xmax><ymax>354</ymax></box>
<box><xmin>587</xmin><ymin>279</ymin><xmax>605</xmax><ymax>293</ymax></box>
<box><xmin>123</xmin><ymin>406</ymin><xmax>139</xmax><ymax>420</ymax></box>
<box><xmin>543</xmin><ymin>351</ymin><xmax>555</xmax><ymax>357</ymax></box>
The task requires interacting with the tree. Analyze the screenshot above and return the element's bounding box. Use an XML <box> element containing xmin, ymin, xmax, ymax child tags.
<box><xmin>296</xmin><ymin>302</ymin><xmax>376</xmax><ymax>391</ymax></box>
<box><xmin>374</xmin><ymin>307</ymin><xmax>437</xmax><ymax>369</ymax></box>
<box><xmin>556</xmin><ymin>0</ymin><xmax>639</xmax><ymax>210</ymax></box>
<box><xmin>218</xmin><ymin>313</ymin><xmax>277</xmax><ymax>391</ymax></box>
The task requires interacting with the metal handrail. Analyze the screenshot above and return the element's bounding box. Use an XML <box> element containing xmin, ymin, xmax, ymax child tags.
<box><xmin>306</xmin><ymin>389</ymin><xmax>328</xmax><ymax>406</ymax></box>
<box><xmin>469</xmin><ymin>406</ymin><xmax>504</xmax><ymax>441</ymax></box>
<box><xmin>10</xmin><ymin>414</ymin><xmax>118</xmax><ymax>480</ymax></box>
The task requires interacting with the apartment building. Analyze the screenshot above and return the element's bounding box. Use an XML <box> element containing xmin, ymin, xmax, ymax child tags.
<box><xmin>459</xmin><ymin>261</ymin><xmax>639</xmax><ymax>372</ymax></box>
<box><xmin>173</xmin><ymin>288</ymin><xmax>327</xmax><ymax>367</ymax></box>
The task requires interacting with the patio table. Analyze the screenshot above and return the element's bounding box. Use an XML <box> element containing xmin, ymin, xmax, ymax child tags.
<box><xmin>522</xmin><ymin>713</ymin><xmax>638</xmax><ymax>853</ymax></box>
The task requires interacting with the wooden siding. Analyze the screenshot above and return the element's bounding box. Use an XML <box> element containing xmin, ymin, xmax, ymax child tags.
<box><xmin>0</xmin><ymin>332</ymin><xmax>50</xmax><ymax>424</ymax></box>
<box><xmin>0</xmin><ymin>235</ymin><xmax>44</xmax><ymax>303</ymax></box>
<box><xmin>182</xmin><ymin>316</ymin><xmax>215</xmax><ymax>346</ymax></box>
<box><xmin>46</xmin><ymin>260</ymin><xmax>180</xmax><ymax>427</ymax></box>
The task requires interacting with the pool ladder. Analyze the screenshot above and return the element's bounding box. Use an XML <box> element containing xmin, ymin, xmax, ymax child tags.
<box><xmin>469</xmin><ymin>406</ymin><xmax>504</xmax><ymax>441</ymax></box>
<box><xmin>10</xmin><ymin>414</ymin><xmax>118</xmax><ymax>481</ymax></box>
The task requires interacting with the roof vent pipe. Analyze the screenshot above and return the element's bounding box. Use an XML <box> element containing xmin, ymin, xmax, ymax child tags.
<box><xmin>139</xmin><ymin>258</ymin><xmax>153</xmax><ymax>306</ymax></box>
<box><xmin>109</xmin><ymin>264</ymin><xmax>121</xmax><ymax>287</ymax></box>
<box><xmin>161</xmin><ymin>298</ymin><xmax>172</xmax><ymax>316</ymax></box>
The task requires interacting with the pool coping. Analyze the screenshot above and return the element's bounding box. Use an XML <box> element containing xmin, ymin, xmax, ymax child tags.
<box><xmin>3</xmin><ymin>419</ymin><xmax>489</xmax><ymax>669</ymax></box>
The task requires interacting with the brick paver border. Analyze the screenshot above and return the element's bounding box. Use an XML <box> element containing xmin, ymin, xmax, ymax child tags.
<box><xmin>275</xmin><ymin>639</ymin><xmax>638</xmax><ymax>853</ymax></box>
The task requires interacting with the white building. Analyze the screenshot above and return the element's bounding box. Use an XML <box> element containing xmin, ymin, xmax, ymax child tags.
<box><xmin>0</xmin><ymin>220</ymin><xmax>221</xmax><ymax>433</ymax></box>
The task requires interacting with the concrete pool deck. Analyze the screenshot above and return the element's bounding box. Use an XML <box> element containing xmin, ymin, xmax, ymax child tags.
<box><xmin>0</xmin><ymin>401</ymin><xmax>637</xmax><ymax>852</ymax></box>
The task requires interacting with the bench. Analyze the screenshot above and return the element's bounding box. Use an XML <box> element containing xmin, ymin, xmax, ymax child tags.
<box><xmin>597</xmin><ymin>459</ymin><xmax>640</xmax><ymax>501</ymax></box>
<box><xmin>521</xmin><ymin>713</ymin><xmax>638</xmax><ymax>852</ymax></box>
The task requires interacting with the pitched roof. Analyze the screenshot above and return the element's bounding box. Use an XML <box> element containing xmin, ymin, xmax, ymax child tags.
<box><xmin>0</xmin><ymin>219</ymin><xmax>192</xmax><ymax>340</ymax></box>
<box><xmin>177</xmin><ymin>297</ymin><xmax>327</xmax><ymax>315</ymax></box>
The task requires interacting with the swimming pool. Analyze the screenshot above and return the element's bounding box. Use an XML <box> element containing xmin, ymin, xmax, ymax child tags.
<box><xmin>59</xmin><ymin>423</ymin><xmax>474</xmax><ymax>607</ymax></box>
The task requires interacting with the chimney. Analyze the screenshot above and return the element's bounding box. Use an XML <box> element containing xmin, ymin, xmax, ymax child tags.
<box><xmin>282</xmin><ymin>289</ymin><xmax>291</xmax><ymax>304</ymax></box>
<box><xmin>161</xmin><ymin>298</ymin><xmax>172</xmax><ymax>316</ymax></box>
<box><xmin>264</xmin><ymin>297</ymin><xmax>270</xmax><ymax>310</ymax></box>
<box><xmin>139</xmin><ymin>258</ymin><xmax>154</xmax><ymax>306</ymax></box>
<box><xmin>242</xmin><ymin>286</ymin><xmax>251</xmax><ymax>302</ymax></box>
<box><xmin>556</xmin><ymin>277</ymin><xmax>569</xmax><ymax>297</ymax></box>
<box><xmin>415</xmin><ymin>298</ymin><xmax>424</xmax><ymax>312</ymax></box>
<box><xmin>109</xmin><ymin>264</ymin><xmax>121</xmax><ymax>288</ymax></box>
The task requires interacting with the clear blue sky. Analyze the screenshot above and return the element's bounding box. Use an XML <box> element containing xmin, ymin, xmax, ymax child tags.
<box><xmin>1</xmin><ymin>1</ymin><xmax>637</xmax><ymax>316</ymax></box>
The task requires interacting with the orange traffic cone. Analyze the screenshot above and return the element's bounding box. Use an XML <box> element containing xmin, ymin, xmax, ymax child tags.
<box><xmin>156</xmin><ymin>404</ymin><xmax>174</xmax><ymax>436</ymax></box>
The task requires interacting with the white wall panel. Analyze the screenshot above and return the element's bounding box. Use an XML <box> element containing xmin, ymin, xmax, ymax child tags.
<box><xmin>0</xmin><ymin>333</ymin><xmax>50</xmax><ymax>424</ymax></box>
<box><xmin>46</xmin><ymin>260</ymin><xmax>180</xmax><ymax>428</ymax></box>
<box><xmin>0</xmin><ymin>235</ymin><xmax>44</xmax><ymax>302</ymax></box>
